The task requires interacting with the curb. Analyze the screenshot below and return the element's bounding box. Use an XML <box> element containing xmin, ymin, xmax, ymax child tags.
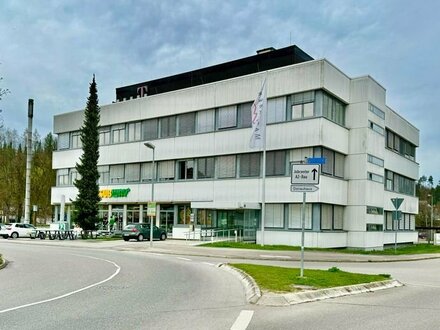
<box><xmin>219</xmin><ymin>264</ymin><xmax>261</xmax><ymax>304</ymax></box>
<box><xmin>222</xmin><ymin>263</ymin><xmax>403</xmax><ymax>306</ymax></box>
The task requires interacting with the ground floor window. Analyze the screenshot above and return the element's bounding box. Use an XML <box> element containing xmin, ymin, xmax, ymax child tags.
<box><xmin>288</xmin><ymin>204</ymin><xmax>312</xmax><ymax>229</ymax></box>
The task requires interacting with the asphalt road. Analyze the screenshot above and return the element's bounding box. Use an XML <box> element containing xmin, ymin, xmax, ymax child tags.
<box><xmin>0</xmin><ymin>243</ymin><xmax>248</xmax><ymax>330</ymax></box>
<box><xmin>1</xmin><ymin>240</ymin><xmax>440</xmax><ymax>329</ymax></box>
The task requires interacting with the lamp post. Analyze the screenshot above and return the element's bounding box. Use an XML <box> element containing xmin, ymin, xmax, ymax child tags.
<box><xmin>144</xmin><ymin>142</ymin><xmax>155</xmax><ymax>247</ymax></box>
<box><xmin>428</xmin><ymin>194</ymin><xmax>434</xmax><ymax>244</ymax></box>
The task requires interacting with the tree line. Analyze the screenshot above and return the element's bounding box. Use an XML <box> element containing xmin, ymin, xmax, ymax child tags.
<box><xmin>0</xmin><ymin>127</ymin><xmax>56</xmax><ymax>223</ymax></box>
<box><xmin>416</xmin><ymin>175</ymin><xmax>439</xmax><ymax>227</ymax></box>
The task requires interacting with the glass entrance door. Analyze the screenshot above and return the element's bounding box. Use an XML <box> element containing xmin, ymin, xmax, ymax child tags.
<box><xmin>160</xmin><ymin>211</ymin><xmax>173</xmax><ymax>235</ymax></box>
<box><xmin>110</xmin><ymin>208</ymin><xmax>124</xmax><ymax>231</ymax></box>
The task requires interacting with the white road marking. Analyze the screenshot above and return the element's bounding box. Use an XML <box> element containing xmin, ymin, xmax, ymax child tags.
<box><xmin>0</xmin><ymin>255</ymin><xmax>121</xmax><ymax>314</ymax></box>
<box><xmin>202</xmin><ymin>262</ymin><xmax>216</xmax><ymax>266</ymax></box>
<box><xmin>176</xmin><ymin>257</ymin><xmax>191</xmax><ymax>261</ymax></box>
<box><xmin>149</xmin><ymin>253</ymin><xmax>164</xmax><ymax>256</ymax></box>
<box><xmin>259</xmin><ymin>255</ymin><xmax>292</xmax><ymax>259</ymax></box>
<box><xmin>230</xmin><ymin>310</ymin><xmax>254</xmax><ymax>330</ymax></box>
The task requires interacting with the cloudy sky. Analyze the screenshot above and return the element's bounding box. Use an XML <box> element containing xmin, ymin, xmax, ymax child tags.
<box><xmin>0</xmin><ymin>0</ymin><xmax>438</xmax><ymax>180</ymax></box>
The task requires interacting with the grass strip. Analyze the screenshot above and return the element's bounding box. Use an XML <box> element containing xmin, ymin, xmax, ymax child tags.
<box><xmin>231</xmin><ymin>263</ymin><xmax>390</xmax><ymax>293</ymax></box>
<box><xmin>201</xmin><ymin>241</ymin><xmax>440</xmax><ymax>255</ymax></box>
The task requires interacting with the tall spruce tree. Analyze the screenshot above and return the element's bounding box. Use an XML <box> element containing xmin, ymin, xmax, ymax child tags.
<box><xmin>73</xmin><ymin>76</ymin><xmax>100</xmax><ymax>230</ymax></box>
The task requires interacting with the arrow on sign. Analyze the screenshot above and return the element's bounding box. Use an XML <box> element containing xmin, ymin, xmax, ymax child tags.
<box><xmin>312</xmin><ymin>168</ymin><xmax>318</xmax><ymax>180</ymax></box>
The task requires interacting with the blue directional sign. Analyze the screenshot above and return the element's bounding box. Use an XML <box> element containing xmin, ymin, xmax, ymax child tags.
<box><xmin>307</xmin><ymin>157</ymin><xmax>326</xmax><ymax>165</ymax></box>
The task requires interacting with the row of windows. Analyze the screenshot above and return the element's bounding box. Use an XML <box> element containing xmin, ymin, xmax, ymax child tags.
<box><xmin>385</xmin><ymin>170</ymin><xmax>416</xmax><ymax>195</ymax></box>
<box><xmin>367</xmin><ymin>154</ymin><xmax>384</xmax><ymax>167</ymax></box>
<box><xmin>386</xmin><ymin>129</ymin><xmax>416</xmax><ymax>161</ymax></box>
<box><xmin>57</xmin><ymin>90</ymin><xmax>346</xmax><ymax>150</ymax></box>
<box><xmin>385</xmin><ymin>211</ymin><xmax>415</xmax><ymax>231</ymax></box>
<box><xmin>56</xmin><ymin>147</ymin><xmax>346</xmax><ymax>186</ymax></box>
<box><xmin>264</xmin><ymin>203</ymin><xmax>344</xmax><ymax>230</ymax></box>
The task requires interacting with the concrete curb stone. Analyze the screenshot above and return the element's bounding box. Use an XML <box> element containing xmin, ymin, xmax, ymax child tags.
<box><xmin>222</xmin><ymin>263</ymin><xmax>403</xmax><ymax>306</ymax></box>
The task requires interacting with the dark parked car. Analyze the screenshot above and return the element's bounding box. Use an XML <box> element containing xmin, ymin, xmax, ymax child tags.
<box><xmin>122</xmin><ymin>223</ymin><xmax>167</xmax><ymax>242</ymax></box>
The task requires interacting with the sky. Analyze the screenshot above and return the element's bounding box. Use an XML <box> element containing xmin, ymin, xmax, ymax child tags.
<box><xmin>0</xmin><ymin>0</ymin><xmax>439</xmax><ymax>181</ymax></box>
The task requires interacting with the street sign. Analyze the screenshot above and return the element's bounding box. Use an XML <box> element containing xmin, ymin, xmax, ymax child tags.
<box><xmin>306</xmin><ymin>157</ymin><xmax>326</xmax><ymax>165</ymax></box>
<box><xmin>291</xmin><ymin>164</ymin><xmax>320</xmax><ymax>185</ymax></box>
<box><xmin>391</xmin><ymin>198</ymin><xmax>404</xmax><ymax>210</ymax></box>
<box><xmin>290</xmin><ymin>185</ymin><xmax>319</xmax><ymax>192</ymax></box>
<box><xmin>147</xmin><ymin>202</ymin><xmax>156</xmax><ymax>217</ymax></box>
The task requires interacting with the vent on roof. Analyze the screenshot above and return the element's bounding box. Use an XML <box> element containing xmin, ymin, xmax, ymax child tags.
<box><xmin>256</xmin><ymin>47</ymin><xmax>276</xmax><ymax>54</ymax></box>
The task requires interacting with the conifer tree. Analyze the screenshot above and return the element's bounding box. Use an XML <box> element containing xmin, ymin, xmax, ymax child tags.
<box><xmin>73</xmin><ymin>76</ymin><xmax>100</xmax><ymax>230</ymax></box>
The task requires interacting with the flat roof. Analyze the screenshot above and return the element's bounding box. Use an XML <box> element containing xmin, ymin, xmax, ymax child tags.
<box><xmin>115</xmin><ymin>45</ymin><xmax>313</xmax><ymax>101</ymax></box>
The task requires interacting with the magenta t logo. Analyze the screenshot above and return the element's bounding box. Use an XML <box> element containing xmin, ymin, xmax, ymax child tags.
<box><xmin>137</xmin><ymin>85</ymin><xmax>148</xmax><ymax>97</ymax></box>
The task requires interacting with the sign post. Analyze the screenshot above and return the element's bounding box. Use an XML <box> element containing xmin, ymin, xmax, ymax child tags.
<box><xmin>291</xmin><ymin>159</ymin><xmax>324</xmax><ymax>277</ymax></box>
<box><xmin>391</xmin><ymin>197</ymin><xmax>404</xmax><ymax>252</ymax></box>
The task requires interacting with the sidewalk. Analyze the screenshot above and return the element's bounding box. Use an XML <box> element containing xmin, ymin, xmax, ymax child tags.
<box><xmin>3</xmin><ymin>238</ymin><xmax>440</xmax><ymax>263</ymax></box>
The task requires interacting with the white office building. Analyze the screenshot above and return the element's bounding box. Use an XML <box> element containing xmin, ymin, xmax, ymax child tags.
<box><xmin>52</xmin><ymin>45</ymin><xmax>419</xmax><ymax>249</ymax></box>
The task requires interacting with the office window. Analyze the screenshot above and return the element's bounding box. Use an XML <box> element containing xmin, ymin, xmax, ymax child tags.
<box><xmin>58</xmin><ymin>133</ymin><xmax>70</xmax><ymax>150</ymax></box>
<box><xmin>237</xmin><ymin>102</ymin><xmax>252</xmax><ymax>128</ymax></box>
<box><xmin>69</xmin><ymin>169</ymin><xmax>80</xmax><ymax>185</ymax></box>
<box><xmin>288</xmin><ymin>204</ymin><xmax>312</xmax><ymax>229</ymax></box>
<box><xmin>125</xmin><ymin>163</ymin><xmax>140</xmax><ymax>182</ymax></box>
<box><xmin>112</xmin><ymin>124</ymin><xmax>126</xmax><ymax>143</ymax></box>
<box><xmin>217</xmin><ymin>105</ymin><xmax>237</xmax><ymax>129</ymax></box>
<box><xmin>177</xmin><ymin>160</ymin><xmax>194</xmax><ymax>180</ymax></box>
<box><xmin>217</xmin><ymin>155</ymin><xmax>236</xmax><ymax>178</ymax></box>
<box><xmin>368</xmin><ymin>172</ymin><xmax>384</xmax><ymax>183</ymax></box>
<box><xmin>290</xmin><ymin>91</ymin><xmax>315</xmax><ymax>119</ymax></box>
<box><xmin>160</xmin><ymin>116</ymin><xmax>176</xmax><ymax>138</ymax></box>
<box><xmin>366</xmin><ymin>224</ymin><xmax>383</xmax><ymax>231</ymax></box>
<box><xmin>177</xmin><ymin>113</ymin><xmax>195</xmax><ymax>136</ymax></box>
<box><xmin>368</xmin><ymin>154</ymin><xmax>384</xmax><ymax>167</ymax></box>
<box><xmin>71</xmin><ymin>131</ymin><xmax>82</xmax><ymax>149</ymax></box>
<box><xmin>142</xmin><ymin>119</ymin><xmax>158</xmax><ymax>140</ymax></box>
<box><xmin>369</xmin><ymin>103</ymin><xmax>385</xmax><ymax>119</ymax></box>
<box><xmin>321</xmin><ymin>204</ymin><xmax>343</xmax><ymax>230</ymax></box>
<box><xmin>384</xmin><ymin>170</ymin><xmax>415</xmax><ymax>195</ymax></box>
<box><xmin>197</xmin><ymin>157</ymin><xmax>215</xmax><ymax>179</ymax></box>
<box><xmin>128</xmin><ymin>122</ymin><xmax>142</xmax><ymax>142</ymax></box>
<box><xmin>369</xmin><ymin>120</ymin><xmax>384</xmax><ymax>135</ymax></box>
<box><xmin>141</xmin><ymin>162</ymin><xmax>154</xmax><ymax>182</ymax></box>
<box><xmin>290</xmin><ymin>147</ymin><xmax>313</xmax><ymax>163</ymax></box>
<box><xmin>267</xmin><ymin>97</ymin><xmax>286</xmax><ymax>123</ymax></box>
<box><xmin>158</xmin><ymin>160</ymin><xmax>175</xmax><ymax>181</ymax></box>
<box><xmin>99</xmin><ymin>127</ymin><xmax>111</xmax><ymax>145</ymax></box>
<box><xmin>98</xmin><ymin>166</ymin><xmax>110</xmax><ymax>185</ymax></box>
<box><xmin>386</xmin><ymin>129</ymin><xmax>416</xmax><ymax>161</ymax></box>
<box><xmin>265</xmin><ymin>204</ymin><xmax>284</xmax><ymax>228</ymax></box>
<box><xmin>322</xmin><ymin>92</ymin><xmax>345</xmax><ymax>125</ymax></box>
<box><xmin>57</xmin><ymin>169</ymin><xmax>69</xmax><ymax>186</ymax></box>
<box><xmin>110</xmin><ymin>165</ymin><xmax>124</xmax><ymax>183</ymax></box>
<box><xmin>266</xmin><ymin>150</ymin><xmax>286</xmax><ymax>176</ymax></box>
<box><xmin>314</xmin><ymin>147</ymin><xmax>344</xmax><ymax>178</ymax></box>
<box><xmin>239</xmin><ymin>153</ymin><xmax>260</xmax><ymax>177</ymax></box>
<box><xmin>196</xmin><ymin>109</ymin><xmax>215</xmax><ymax>133</ymax></box>
<box><xmin>367</xmin><ymin>206</ymin><xmax>384</xmax><ymax>215</ymax></box>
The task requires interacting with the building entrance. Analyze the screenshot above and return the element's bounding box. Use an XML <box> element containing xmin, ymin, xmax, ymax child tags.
<box><xmin>111</xmin><ymin>208</ymin><xmax>124</xmax><ymax>231</ymax></box>
<box><xmin>159</xmin><ymin>204</ymin><xmax>174</xmax><ymax>235</ymax></box>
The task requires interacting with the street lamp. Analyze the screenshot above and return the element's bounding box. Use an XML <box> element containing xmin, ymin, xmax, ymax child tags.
<box><xmin>428</xmin><ymin>194</ymin><xmax>434</xmax><ymax>244</ymax></box>
<box><xmin>144</xmin><ymin>142</ymin><xmax>155</xmax><ymax>247</ymax></box>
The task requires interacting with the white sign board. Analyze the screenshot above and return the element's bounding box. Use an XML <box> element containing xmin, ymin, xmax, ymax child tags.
<box><xmin>291</xmin><ymin>164</ymin><xmax>320</xmax><ymax>185</ymax></box>
<box><xmin>290</xmin><ymin>185</ymin><xmax>319</xmax><ymax>192</ymax></box>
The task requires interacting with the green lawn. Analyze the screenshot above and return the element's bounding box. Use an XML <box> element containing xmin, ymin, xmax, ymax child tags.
<box><xmin>201</xmin><ymin>241</ymin><xmax>440</xmax><ymax>255</ymax></box>
<box><xmin>231</xmin><ymin>263</ymin><xmax>390</xmax><ymax>293</ymax></box>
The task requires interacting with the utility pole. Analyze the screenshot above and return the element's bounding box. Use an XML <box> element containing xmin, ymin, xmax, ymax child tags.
<box><xmin>24</xmin><ymin>99</ymin><xmax>33</xmax><ymax>224</ymax></box>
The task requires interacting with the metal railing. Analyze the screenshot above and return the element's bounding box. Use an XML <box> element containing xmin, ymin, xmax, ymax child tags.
<box><xmin>184</xmin><ymin>228</ymin><xmax>243</xmax><ymax>242</ymax></box>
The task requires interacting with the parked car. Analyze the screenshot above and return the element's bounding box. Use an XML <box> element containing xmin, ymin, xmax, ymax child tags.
<box><xmin>0</xmin><ymin>224</ymin><xmax>9</xmax><ymax>239</ymax></box>
<box><xmin>1</xmin><ymin>223</ymin><xmax>37</xmax><ymax>239</ymax></box>
<box><xmin>122</xmin><ymin>223</ymin><xmax>167</xmax><ymax>242</ymax></box>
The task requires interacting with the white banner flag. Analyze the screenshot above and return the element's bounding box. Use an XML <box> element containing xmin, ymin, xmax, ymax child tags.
<box><xmin>250</xmin><ymin>79</ymin><xmax>267</xmax><ymax>149</ymax></box>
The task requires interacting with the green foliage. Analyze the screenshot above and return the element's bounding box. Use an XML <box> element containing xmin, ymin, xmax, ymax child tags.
<box><xmin>73</xmin><ymin>76</ymin><xmax>101</xmax><ymax>230</ymax></box>
<box><xmin>327</xmin><ymin>266</ymin><xmax>340</xmax><ymax>272</ymax></box>
<box><xmin>231</xmin><ymin>263</ymin><xmax>390</xmax><ymax>293</ymax></box>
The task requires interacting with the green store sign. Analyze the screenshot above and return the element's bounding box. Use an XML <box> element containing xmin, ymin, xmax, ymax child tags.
<box><xmin>99</xmin><ymin>188</ymin><xmax>131</xmax><ymax>199</ymax></box>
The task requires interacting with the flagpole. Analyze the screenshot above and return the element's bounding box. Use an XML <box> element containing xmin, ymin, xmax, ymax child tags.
<box><xmin>261</xmin><ymin>74</ymin><xmax>267</xmax><ymax>246</ymax></box>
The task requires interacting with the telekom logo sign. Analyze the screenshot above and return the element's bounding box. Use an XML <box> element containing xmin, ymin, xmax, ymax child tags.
<box><xmin>137</xmin><ymin>85</ymin><xmax>148</xmax><ymax>97</ymax></box>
